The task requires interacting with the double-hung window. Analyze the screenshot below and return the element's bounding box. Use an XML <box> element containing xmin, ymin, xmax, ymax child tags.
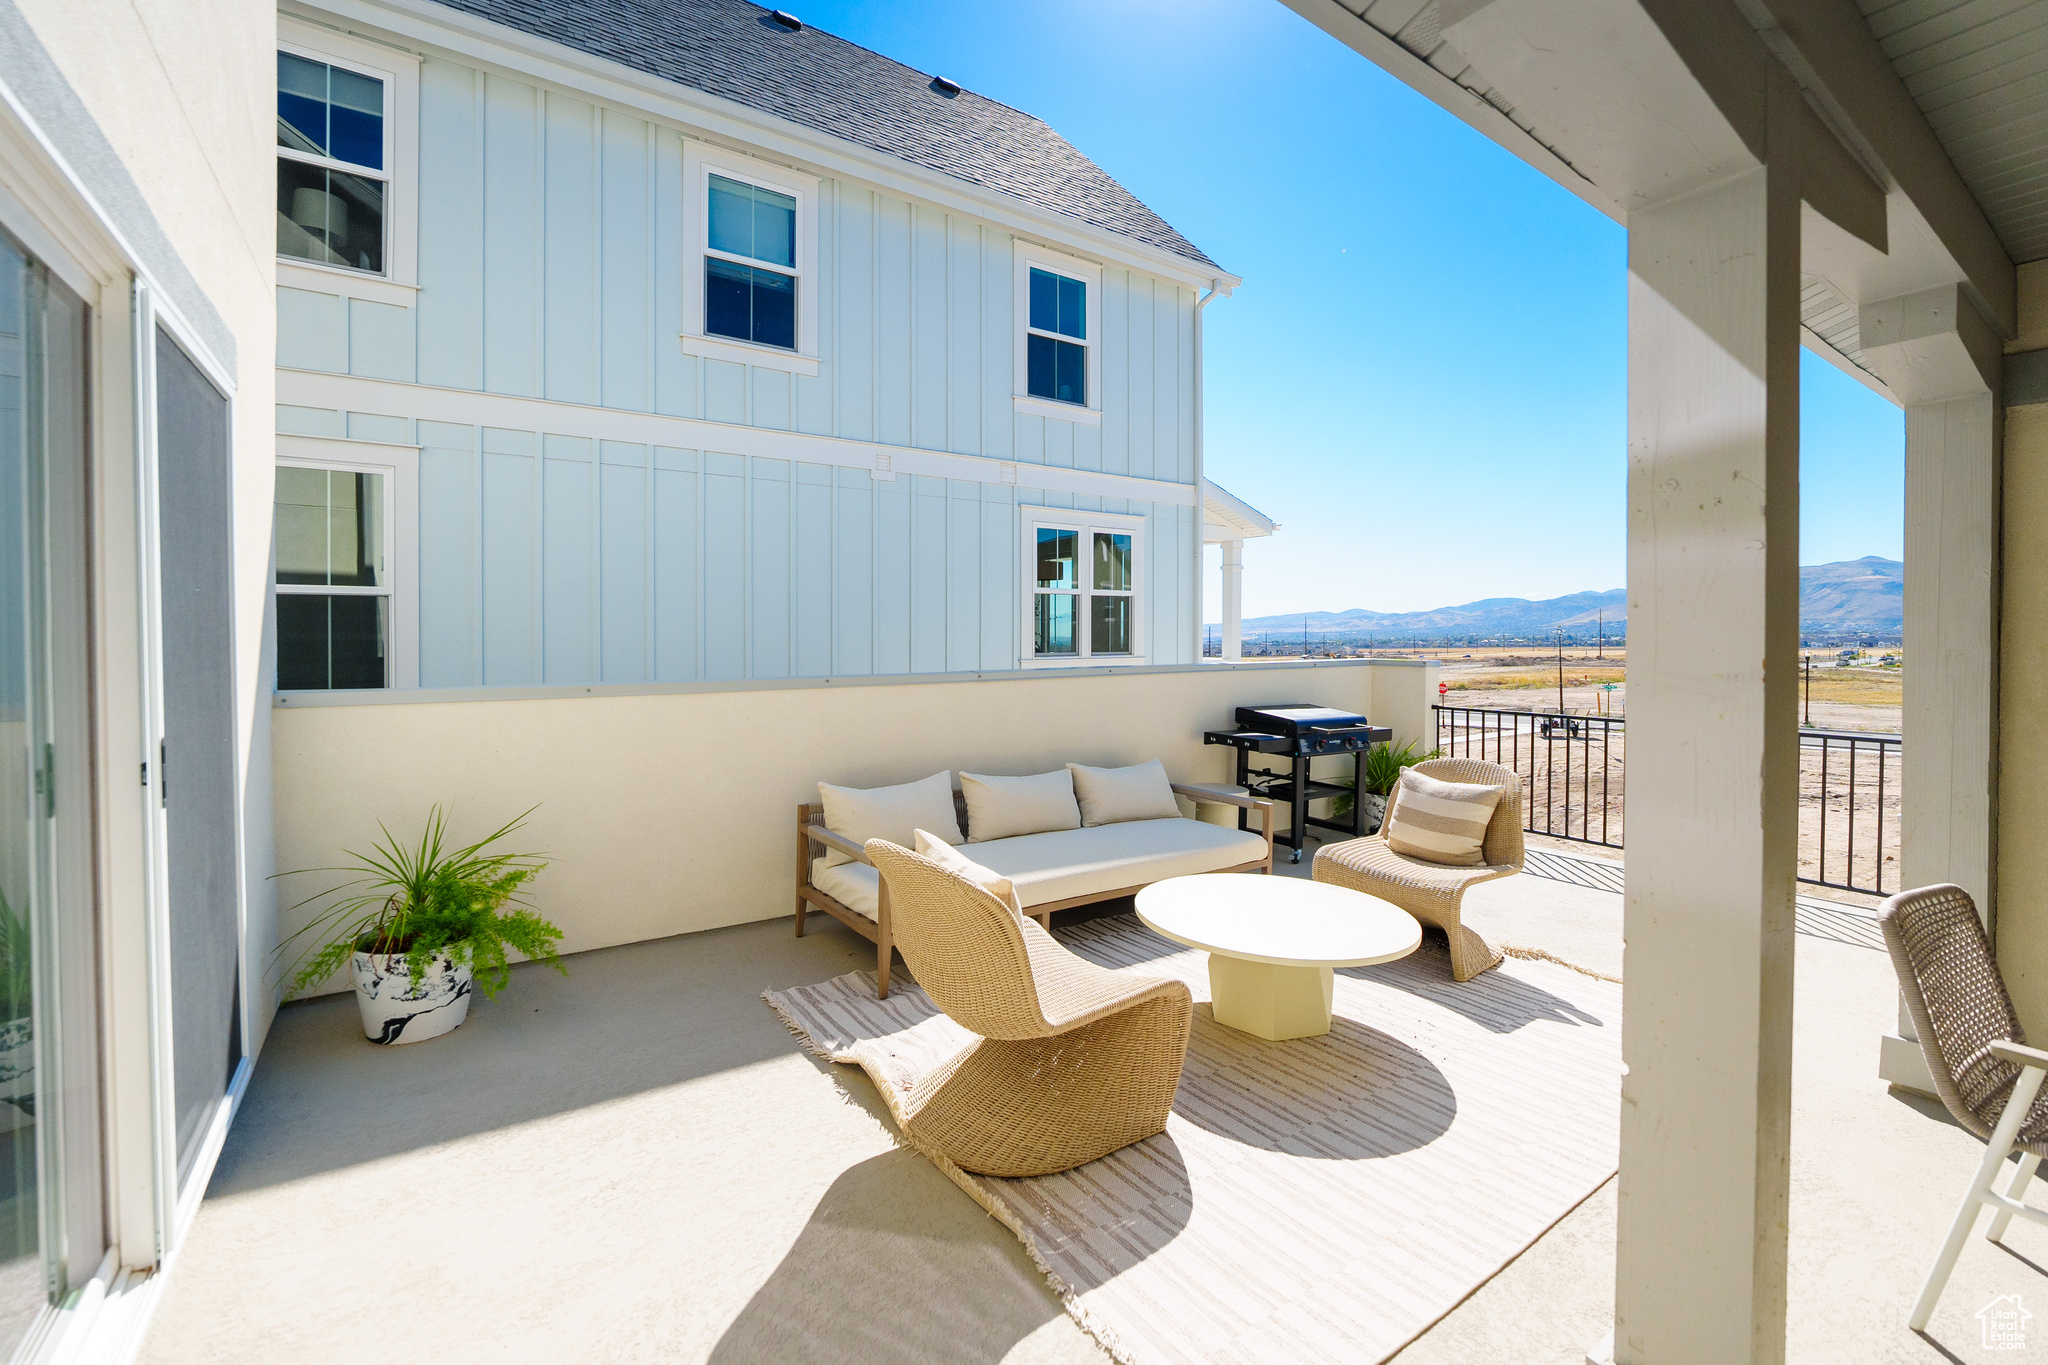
<box><xmin>1012</xmin><ymin>247</ymin><xmax>1102</xmax><ymax>425</ymax></box>
<box><xmin>276</xmin><ymin>50</ymin><xmax>390</xmax><ymax>275</ymax></box>
<box><xmin>1024</xmin><ymin>512</ymin><xmax>1144</xmax><ymax>664</ymax></box>
<box><xmin>274</xmin><ymin>463</ymin><xmax>392</xmax><ymax>689</ymax></box>
<box><xmin>705</xmin><ymin>175</ymin><xmax>798</xmax><ymax>350</ymax></box>
<box><xmin>1027</xmin><ymin>268</ymin><xmax>1087</xmax><ymax>405</ymax></box>
<box><xmin>681</xmin><ymin>145</ymin><xmax>818</xmax><ymax>373</ymax></box>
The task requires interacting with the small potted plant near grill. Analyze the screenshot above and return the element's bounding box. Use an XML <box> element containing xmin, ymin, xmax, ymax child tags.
<box><xmin>277</xmin><ymin>807</ymin><xmax>565</xmax><ymax>1045</ymax></box>
<box><xmin>1335</xmin><ymin>739</ymin><xmax>1441</xmax><ymax>834</ymax></box>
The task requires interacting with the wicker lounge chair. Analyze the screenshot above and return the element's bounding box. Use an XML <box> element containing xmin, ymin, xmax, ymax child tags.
<box><xmin>1880</xmin><ymin>883</ymin><xmax>2048</xmax><ymax>1329</ymax></box>
<box><xmin>865</xmin><ymin>839</ymin><xmax>1193</xmax><ymax>1177</ymax></box>
<box><xmin>1309</xmin><ymin>757</ymin><xmax>1524</xmax><ymax>982</ymax></box>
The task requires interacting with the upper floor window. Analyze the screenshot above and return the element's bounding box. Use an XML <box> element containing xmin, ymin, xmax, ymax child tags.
<box><xmin>705</xmin><ymin>174</ymin><xmax>798</xmax><ymax>350</ymax></box>
<box><xmin>1027</xmin><ymin>267</ymin><xmax>1087</xmax><ymax>405</ymax></box>
<box><xmin>276</xmin><ymin>51</ymin><xmax>389</xmax><ymax>275</ymax></box>
<box><xmin>1012</xmin><ymin>247</ymin><xmax>1103</xmax><ymax>426</ymax></box>
<box><xmin>680</xmin><ymin>144</ymin><xmax>819</xmax><ymax>376</ymax></box>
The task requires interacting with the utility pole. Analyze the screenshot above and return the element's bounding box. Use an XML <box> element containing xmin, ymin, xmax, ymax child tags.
<box><xmin>1556</xmin><ymin>628</ymin><xmax>1566</xmax><ymax>714</ymax></box>
<box><xmin>1597</xmin><ymin>609</ymin><xmax>1603</xmax><ymax>658</ymax></box>
<box><xmin>1803</xmin><ymin>651</ymin><xmax>1811</xmax><ymax>728</ymax></box>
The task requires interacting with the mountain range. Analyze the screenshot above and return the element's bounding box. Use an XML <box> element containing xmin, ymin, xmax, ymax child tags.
<box><xmin>1228</xmin><ymin>556</ymin><xmax>1903</xmax><ymax>641</ymax></box>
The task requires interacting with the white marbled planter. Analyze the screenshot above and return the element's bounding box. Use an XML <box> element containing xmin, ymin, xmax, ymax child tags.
<box><xmin>0</xmin><ymin>1018</ymin><xmax>32</xmax><ymax>1133</ymax></box>
<box><xmin>351</xmin><ymin>947</ymin><xmax>473</xmax><ymax>1045</ymax></box>
<box><xmin>1364</xmin><ymin>793</ymin><xmax>1388</xmax><ymax>835</ymax></box>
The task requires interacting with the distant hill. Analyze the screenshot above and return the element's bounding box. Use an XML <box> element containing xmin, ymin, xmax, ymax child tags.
<box><xmin>1226</xmin><ymin>556</ymin><xmax>1902</xmax><ymax>642</ymax></box>
<box><xmin>1799</xmin><ymin>556</ymin><xmax>1903</xmax><ymax>630</ymax></box>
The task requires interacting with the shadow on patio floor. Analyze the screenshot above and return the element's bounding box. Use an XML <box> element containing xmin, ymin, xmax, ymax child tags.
<box><xmin>212</xmin><ymin>912</ymin><xmax>880</xmax><ymax>1195</ymax></box>
<box><xmin>709</xmin><ymin>1149</ymin><xmax>1084</xmax><ymax>1364</ymax></box>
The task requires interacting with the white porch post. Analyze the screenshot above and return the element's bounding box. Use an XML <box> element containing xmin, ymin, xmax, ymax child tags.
<box><xmin>1222</xmin><ymin>539</ymin><xmax>1244</xmax><ymax>663</ymax></box>
<box><xmin>1859</xmin><ymin>286</ymin><xmax>2000</xmax><ymax>1085</ymax></box>
<box><xmin>1614</xmin><ymin>82</ymin><xmax>1803</xmax><ymax>1365</ymax></box>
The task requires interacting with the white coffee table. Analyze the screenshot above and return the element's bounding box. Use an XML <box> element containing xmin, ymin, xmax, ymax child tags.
<box><xmin>1135</xmin><ymin>874</ymin><xmax>1422</xmax><ymax>1041</ymax></box>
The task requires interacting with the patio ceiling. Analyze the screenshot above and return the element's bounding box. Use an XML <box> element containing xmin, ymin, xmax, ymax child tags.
<box><xmin>1857</xmin><ymin>0</ymin><xmax>2048</xmax><ymax>266</ymax></box>
<box><xmin>1285</xmin><ymin>0</ymin><xmax>2036</xmax><ymax>403</ymax></box>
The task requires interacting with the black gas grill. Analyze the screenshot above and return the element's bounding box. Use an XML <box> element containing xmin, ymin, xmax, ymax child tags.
<box><xmin>1205</xmin><ymin>704</ymin><xmax>1394</xmax><ymax>862</ymax></box>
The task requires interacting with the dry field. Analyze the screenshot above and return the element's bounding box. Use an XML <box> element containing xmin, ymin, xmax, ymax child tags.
<box><xmin>1426</xmin><ymin>660</ymin><xmax>1903</xmax><ymax>895</ymax></box>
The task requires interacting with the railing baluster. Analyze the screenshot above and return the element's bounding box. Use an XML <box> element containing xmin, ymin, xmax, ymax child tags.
<box><xmin>1428</xmin><ymin>704</ymin><xmax>1896</xmax><ymax>891</ymax></box>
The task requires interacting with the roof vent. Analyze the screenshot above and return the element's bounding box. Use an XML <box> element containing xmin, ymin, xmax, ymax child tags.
<box><xmin>930</xmin><ymin>75</ymin><xmax>961</xmax><ymax>96</ymax></box>
<box><xmin>768</xmin><ymin>10</ymin><xmax>802</xmax><ymax>31</ymax></box>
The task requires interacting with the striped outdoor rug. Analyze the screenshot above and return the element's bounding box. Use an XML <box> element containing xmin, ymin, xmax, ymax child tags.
<box><xmin>765</xmin><ymin>914</ymin><xmax>1623</xmax><ymax>1365</ymax></box>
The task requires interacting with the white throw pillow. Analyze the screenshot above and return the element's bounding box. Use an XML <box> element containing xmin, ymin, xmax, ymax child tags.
<box><xmin>959</xmin><ymin>769</ymin><xmax>1082</xmax><ymax>843</ymax></box>
<box><xmin>815</xmin><ymin>771</ymin><xmax>963</xmax><ymax>868</ymax></box>
<box><xmin>1383</xmin><ymin>768</ymin><xmax>1504</xmax><ymax>867</ymax></box>
<box><xmin>1066</xmin><ymin>759</ymin><xmax>1182</xmax><ymax>827</ymax></box>
<box><xmin>913</xmin><ymin>829</ymin><xmax>1024</xmax><ymax>916</ymax></box>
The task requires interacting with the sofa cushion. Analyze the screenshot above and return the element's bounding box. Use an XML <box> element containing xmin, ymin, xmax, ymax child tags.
<box><xmin>1067</xmin><ymin>759</ymin><xmax>1181</xmax><ymax>827</ymax></box>
<box><xmin>815</xmin><ymin>770</ymin><xmax>962</xmax><ymax>868</ymax></box>
<box><xmin>812</xmin><ymin>818</ymin><xmax>1267</xmax><ymax>922</ymax></box>
<box><xmin>960</xmin><ymin>769</ymin><xmax>1081</xmax><ymax>843</ymax></box>
<box><xmin>978</xmin><ymin>819</ymin><xmax>1267</xmax><ymax>909</ymax></box>
<box><xmin>913</xmin><ymin>828</ymin><xmax>1024</xmax><ymax>915</ymax></box>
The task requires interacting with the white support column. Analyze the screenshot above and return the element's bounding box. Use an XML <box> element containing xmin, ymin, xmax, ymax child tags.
<box><xmin>1614</xmin><ymin>86</ymin><xmax>1803</xmax><ymax>1365</ymax></box>
<box><xmin>1859</xmin><ymin>285</ymin><xmax>2000</xmax><ymax>1089</ymax></box>
<box><xmin>1222</xmin><ymin>539</ymin><xmax>1243</xmax><ymax>663</ymax></box>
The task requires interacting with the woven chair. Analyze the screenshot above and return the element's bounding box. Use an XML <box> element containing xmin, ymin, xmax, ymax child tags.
<box><xmin>1309</xmin><ymin>757</ymin><xmax>1524</xmax><ymax>982</ymax></box>
<box><xmin>1881</xmin><ymin>883</ymin><xmax>2048</xmax><ymax>1329</ymax></box>
<box><xmin>865</xmin><ymin>839</ymin><xmax>1193</xmax><ymax>1177</ymax></box>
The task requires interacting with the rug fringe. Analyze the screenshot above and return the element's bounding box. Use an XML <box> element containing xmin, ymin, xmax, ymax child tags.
<box><xmin>908</xmin><ymin>1137</ymin><xmax>1146</xmax><ymax>1365</ymax></box>
<box><xmin>759</xmin><ymin>988</ymin><xmax>850</xmax><ymax>1063</ymax></box>
<box><xmin>766</xmin><ymin>985</ymin><xmax>1145</xmax><ymax>1365</ymax></box>
<box><xmin>1502</xmin><ymin>944</ymin><xmax>1621</xmax><ymax>984</ymax></box>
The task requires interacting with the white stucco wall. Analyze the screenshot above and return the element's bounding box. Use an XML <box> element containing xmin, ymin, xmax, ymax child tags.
<box><xmin>270</xmin><ymin>660</ymin><xmax>1437</xmax><ymax>994</ymax></box>
<box><xmin>12</xmin><ymin>0</ymin><xmax>281</xmax><ymax>1032</ymax></box>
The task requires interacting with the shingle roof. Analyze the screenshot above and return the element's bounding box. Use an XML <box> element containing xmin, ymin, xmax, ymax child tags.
<box><xmin>428</xmin><ymin>0</ymin><xmax>1222</xmax><ymax>270</ymax></box>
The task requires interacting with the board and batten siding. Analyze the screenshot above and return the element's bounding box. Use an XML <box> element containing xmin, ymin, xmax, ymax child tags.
<box><xmin>276</xmin><ymin>55</ymin><xmax>1202</xmax><ymax>686</ymax></box>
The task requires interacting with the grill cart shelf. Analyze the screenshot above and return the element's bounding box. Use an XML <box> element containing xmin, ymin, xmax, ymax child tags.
<box><xmin>1203</xmin><ymin>705</ymin><xmax>1393</xmax><ymax>863</ymax></box>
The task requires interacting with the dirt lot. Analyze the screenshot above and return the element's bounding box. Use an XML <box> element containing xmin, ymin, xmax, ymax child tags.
<box><xmin>1422</xmin><ymin>654</ymin><xmax>1902</xmax><ymax>896</ymax></box>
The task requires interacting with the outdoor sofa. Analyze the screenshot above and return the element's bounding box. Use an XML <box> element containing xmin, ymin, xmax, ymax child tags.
<box><xmin>797</xmin><ymin>764</ymin><xmax>1275</xmax><ymax>997</ymax></box>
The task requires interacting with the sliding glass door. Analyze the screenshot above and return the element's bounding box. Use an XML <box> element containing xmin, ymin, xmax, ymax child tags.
<box><xmin>0</xmin><ymin>229</ymin><xmax>103</xmax><ymax>1353</ymax></box>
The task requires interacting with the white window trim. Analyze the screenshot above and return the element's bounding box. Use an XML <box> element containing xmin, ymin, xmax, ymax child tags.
<box><xmin>277</xmin><ymin>19</ymin><xmax>421</xmax><ymax>286</ymax></box>
<box><xmin>275</xmin><ymin>435</ymin><xmax>421</xmax><ymax>688</ymax></box>
<box><xmin>1012</xmin><ymin>242</ymin><xmax>1104</xmax><ymax>427</ymax></box>
<box><xmin>1019</xmin><ymin>507</ymin><xmax>1147</xmax><ymax>668</ymax></box>
<box><xmin>680</xmin><ymin>141</ymin><xmax>820</xmax><ymax>377</ymax></box>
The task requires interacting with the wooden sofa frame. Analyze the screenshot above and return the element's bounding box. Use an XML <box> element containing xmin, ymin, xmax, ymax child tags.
<box><xmin>796</xmin><ymin>785</ymin><xmax>1276</xmax><ymax>998</ymax></box>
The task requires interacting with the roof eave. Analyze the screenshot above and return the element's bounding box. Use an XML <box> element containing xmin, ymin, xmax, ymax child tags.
<box><xmin>295</xmin><ymin>0</ymin><xmax>1237</xmax><ymax>291</ymax></box>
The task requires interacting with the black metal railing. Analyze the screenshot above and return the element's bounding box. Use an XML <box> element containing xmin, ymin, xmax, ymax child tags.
<box><xmin>1434</xmin><ymin>705</ymin><xmax>1625</xmax><ymax>848</ymax></box>
<box><xmin>1430</xmin><ymin>705</ymin><xmax>1903</xmax><ymax>895</ymax></box>
<box><xmin>1800</xmin><ymin>729</ymin><xmax>1903</xmax><ymax>895</ymax></box>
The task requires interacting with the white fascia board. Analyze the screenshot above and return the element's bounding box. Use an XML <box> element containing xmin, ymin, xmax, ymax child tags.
<box><xmin>287</xmin><ymin>0</ymin><xmax>1240</xmax><ymax>295</ymax></box>
<box><xmin>1800</xmin><ymin>325</ymin><xmax>1896</xmax><ymax>405</ymax></box>
<box><xmin>1275</xmin><ymin>0</ymin><xmax>1620</xmax><ymax>224</ymax></box>
<box><xmin>1200</xmin><ymin>478</ymin><xmax>1277</xmax><ymax>538</ymax></box>
<box><xmin>276</xmin><ymin>369</ymin><xmax>1201</xmax><ymax>508</ymax></box>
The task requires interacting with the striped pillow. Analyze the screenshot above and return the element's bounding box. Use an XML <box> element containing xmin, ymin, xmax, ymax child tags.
<box><xmin>1383</xmin><ymin>769</ymin><xmax>1505</xmax><ymax>867</ymax></box>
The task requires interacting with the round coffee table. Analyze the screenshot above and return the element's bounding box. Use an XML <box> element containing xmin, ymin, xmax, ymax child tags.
<box><xmin>1135</xmin><ymin>874</ymin><xmax>1422</xmax><ymax>1041</ymax></box>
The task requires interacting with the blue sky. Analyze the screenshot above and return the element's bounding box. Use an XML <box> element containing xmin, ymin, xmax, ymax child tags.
<box><xmin>794</xmin><ymin>0</ymin><xmax>1906</xmax><ymax>617</ymax></box>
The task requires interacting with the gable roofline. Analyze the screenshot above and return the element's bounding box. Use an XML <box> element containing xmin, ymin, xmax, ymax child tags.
<box><xmin>288</xmin><ymin>0</ymin><xmax>1239</xmax><ymax>293</ymax></box>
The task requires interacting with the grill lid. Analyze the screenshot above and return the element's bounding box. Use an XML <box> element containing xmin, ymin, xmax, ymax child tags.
<box><xmin>1234</xmin><ymin>704</ymin><xmax>1370</xmax><ymax>734</ymax></box>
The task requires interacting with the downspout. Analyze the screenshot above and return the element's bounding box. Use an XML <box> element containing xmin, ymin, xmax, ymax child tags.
<box><xmin>1192</xmin><ymin>280</ymin><xmax>1224</xmax><ymax>663</ymax></box>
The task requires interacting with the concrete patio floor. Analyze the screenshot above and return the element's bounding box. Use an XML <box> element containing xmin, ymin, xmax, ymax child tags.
<box><xmin>135</xmin><ymin>851</ymin><xmax>2048</xmax><ymax>1364</ymax></box>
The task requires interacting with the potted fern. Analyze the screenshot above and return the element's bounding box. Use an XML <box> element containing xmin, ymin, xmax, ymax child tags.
<box><xmin>1332</xmin><ymin>739</ymin><xmax>1442</xmax><ymax>834</ymax></box>
<box><xmin>0</xmin><ymin>891</ymin><xmax>31</xmax><ymax>1127</ymax></box>
<box><xmin>277</xmin><ymin>807</ymin><xmax>565</xmax><ymax>1045</ymax></box>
